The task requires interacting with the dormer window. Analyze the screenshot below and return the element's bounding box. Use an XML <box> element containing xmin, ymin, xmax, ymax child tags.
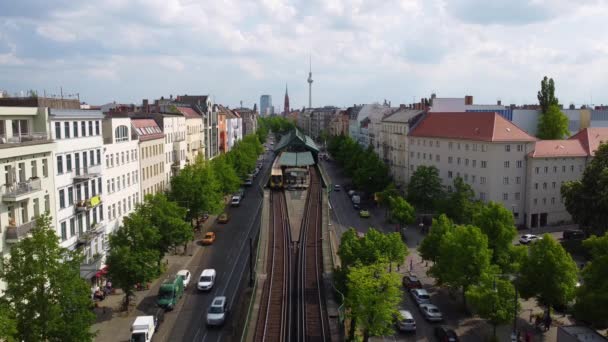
<box><xmin>115</xmin><ymin>125</ymin><xmax>129</xmax><ymax>142</ymax></box>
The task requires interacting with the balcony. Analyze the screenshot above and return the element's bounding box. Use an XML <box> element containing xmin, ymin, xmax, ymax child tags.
<box><xmin>5</xmin><ymin>219</ymin><xmax>36</xmax><ymax>243</ymax></box>
<box><xmin>73</xmin><ymin>164</ymin><xmax>101</xmax><ymax>182</ymax></box>
<box><xmin>2</xmin><ymin>178</ymin><xmax>42</xmax><ymax>202</ymax></box>
<box><xmin>0</xmin><ymin>132</ymin><xmax>51</xmax><ymax>149</ymax></box>
<box><xmin>75</xmin><ymin>195</ymin><xmax>102</xmax><ymax>213</ymax></box>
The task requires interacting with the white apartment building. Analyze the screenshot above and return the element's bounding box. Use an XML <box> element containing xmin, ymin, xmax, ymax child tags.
<box><xmin>102</xmin><ymin>116</ymin><xmax>140</xmax><ymax>236</ymax></box>
<box><xmin>225</xmin><ymin>109</ymin><xmax>242</xmax><ymax>151</ymax></box>
<box><xmin>48</xmin><ymin>109</ymin><xmax>106</xmax><ymax>281</ymax></box>
<box><xmin>380</xmin><ymin>108</ymin><xmax>423</xmax><ymax>188</ymax></box>
<box><xmin>0</xmin><ymin>106</ymin><xmax>56</xmax><ymax>291</ymax></box>
<box><xmin>132</xmin><ymin>119</ymin><xmax>165</xmax><ymax>197</ymax></box>
<box><xmin>177</xmin><ymin>107</ymin><xmax>204</xmax><ymax>164</ymax></box>
<box><xmin>348</xmin><ymin>103</ymin><xmax>394</xmax><ymax>148</ymax></box>
<box><xmin>408</xmin><ymin>112</ymin><xmax>537</xmax><ymax>227</ymax></box>
<box><xmin>154</xmin><ymin>114</ymin><xmax>187</xmax><ymax>184</ymax></box>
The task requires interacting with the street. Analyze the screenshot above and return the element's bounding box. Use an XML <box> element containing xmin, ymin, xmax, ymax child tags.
<box><xmin>162</xmin><ymin>149</ymin><xmax>273</xmax><ymax>342</ymax></box>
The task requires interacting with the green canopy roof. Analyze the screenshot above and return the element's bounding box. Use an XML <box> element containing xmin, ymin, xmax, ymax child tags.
<box><xmin>279</xmin><ymin>152</ymin><xmax>315</xmax><ymax>167</ymax></box>
<box><xmin>274</xmin><ymin>128</ymin><xmax>320</xmax><ymax>155</ymax></box>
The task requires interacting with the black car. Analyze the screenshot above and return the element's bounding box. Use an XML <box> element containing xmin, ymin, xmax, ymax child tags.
<box><xmin>562</xmin><ymin>230</ymin><xmax>586</xmax><ymax>240</ymax></box>
<box><xmin>434</xmin><ymin>326</ymin><xmax>458</xmax><ymax>342</ymax></box>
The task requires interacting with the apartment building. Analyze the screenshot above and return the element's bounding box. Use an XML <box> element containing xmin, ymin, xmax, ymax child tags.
<box><xmin>48</xmin><ymin>109</ymin><xmax>106</xmax><ymax>281</ymax></box>
<box><xmin>176</xmin><ymin>95</ymin><xmax>217</xmax><ymax>160</ymax></box>
<box><xmin>380</xmin><ymin>108</ymin><xmax>424</xmax><ymax>187</ymax></box>
<box><xmin>102</xmin><ymin>116</ymin><xmax>140</xmax><ymax>236</ymax></box>
<box><xmin>218</xmin><ymin>108</ymin><xmax>227</xmax><ymax>154</ymax></box>
<box><xmin>225</xmin><ymin>108</ymin><xmax>242</xmax><ymax>151</ymax></box>
<box><xmin>132</xmin><ymin>119</ymin><xmax>165</xmax><ymax>197</ymax></box>
<box><xmin>176</xmin><ymin>107</ymin><xmax>204</xmax><ymax>164</ymax></box>
<box><xmin>0</xmin><ymin>106</ymin><xmax>56</xmax><ymax>291</ymax></box>
<box><xmin>408</xmin><ymin>112</ymin><xmax>537</xmax><ymax>227</ymax></box>
<box><xmin>151</xmin><ymin>114</ymin><xmax>187</xmax><ymax>183</ymax></box>
<box><xmin>234</xmin><ymin>107</ymin><xmax>257</xmax><ymax>137</ymax></box>
<box><xmin>348</xmin><ymin>103</ymin><xmax>394</xmax><ymax>148</ymax></box>
<box><xmin>328</xmin><ymin>109</ymin><xmax>349</xmax><ymax>137</ymax></box>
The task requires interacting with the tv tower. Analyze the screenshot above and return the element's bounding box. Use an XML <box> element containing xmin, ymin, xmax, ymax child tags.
<box><xmin>307</xmin><ymin>55</ymin><xmax>313</xmax><ymax>109</ymax></box>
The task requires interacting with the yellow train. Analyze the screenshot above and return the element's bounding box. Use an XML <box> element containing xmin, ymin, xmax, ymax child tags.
<box><xmin>269</xmin><ymin>154</ymin><xmax>283</xmax><ymax>189</ymax></box>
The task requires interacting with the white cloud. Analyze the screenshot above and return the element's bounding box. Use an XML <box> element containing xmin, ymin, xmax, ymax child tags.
<box><xmin>35</xmin><ymin>25</ymin><xmax>77</xmax><ymax>42</ymax></box>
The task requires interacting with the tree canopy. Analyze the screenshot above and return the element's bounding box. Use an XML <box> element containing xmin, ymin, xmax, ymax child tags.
<box><xmin>518</xmin><ymin>235</ymin><xmax>579</xmax><ymax>309</ymax></box>
<box><xmin>562</xmin><ymin>142</ymin><xmax>608</xmax><ymax>236</ymax></box>
<box><xmin>211</xmin><ymin>154</ymin><xmax>241</xmax><ymax>195</ymax></box>
<box><xmin>389</xmin><ymin>196</ymin><xmax>415</xmax><ymax>227</ymax></box>
<box><xmin>473</xmin><ymin>202</ymin><xmax>518</xmax><ymax>271</ymax></box>
<box><xmin>407</xmin><ymin>165</ymin><xmax>444</xmax><ymax>212</ymax></box>
<box><xmin>0</xmin><ymin>214</ymin><xmax>95</xmax><ymax>342</ymax></box>
<box><xmin>441</xmin><ymin>177</ymin><xmax>480</xmax><ymax>224</ymax></box>
<box><xmin>170</xmin><ymin>158</ymin><xmax>224</xmax><ymax>220</ymax></box>
<box><xmin>537</xmin><ymin>76</ymin><xmax>559</xmax><ymax>114</ymax></box>
<box><xmin>537</xmin><ymin>104</ymin><xmax>569</xmax><ymax>139</ymax></box>
<box><xmin>419</xmin><ymin>214</ymin><xmax>455</xmax><ymax>263</ymax></box>
<box><xmin>574</xmin><ymin>235</ymin><xmax>608</xmax><ymax>328</ymax></box>
<box><xmin>338</xmin><ymin>228</ymin><xmax>407</xmax><ymax>269</ymax></box>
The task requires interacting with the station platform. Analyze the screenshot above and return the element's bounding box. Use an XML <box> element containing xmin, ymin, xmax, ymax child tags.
<box><xmin>285</xmin><ymin>188</ymin><xmax>307</xmax><ymax>242</ymax></box>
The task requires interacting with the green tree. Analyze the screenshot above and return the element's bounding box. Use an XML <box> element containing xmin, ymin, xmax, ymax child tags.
<box><xmin>419</xmin><ymin>214</ymin><xmax>455</xmax><ymax>263</ymax></box>
<box><xmin>211</xmin><ymin>154</ymin><xmax>241</xmax><ymax>195</ymax></box>
<box><xmin>143</xmin><ymin>193</ymin><xmax>193</xmax><ymax>267</ymax></box>
<box><xmin>338</xmin><ymin>228</ymin><xmax>407</xmax><ymax>270</ymax></box>
<box><xmin>106</xmin><ymin>211</ymin><xmax>160</xmax><ymax>308</ymax></box>
<box><xmin>537</xmin><ymin>76</ymin><xmax>559</xmax><ymax>114</ymax></box>
<box><xmin>389</xmin><ymin>196</ymin><xmax>415</xmax><ymax>227</ymax></box>
<box><xmin>518</xmin><ymin>235</ymin><xmax>579</xmax><ymax>309</ymax></box>
<box><xmin>473</xmin><ymin>202</ymin><xmax>518</xmax><ymax>271</ymax></box>
<box><xmin>574</xmin><ymin>235</ymin><xmax>608</xmax><ymax>328</ymax></box>
<box><xmin>430</xmin><ymin>224</ymin><xmax>492</xmax><ymax>305</ymax></box>
<box><xmin>466</xmin><ymin>272</ymin><xmax>518</xmax><ymax>338</ymax></box>
<box><xmin>377</xmin><ymin>183</ymin><xmax>399</xmax><ymax>218</ymax></box>
<box><xmin>0</xmin><ymin>300</ymin><xmax>16</xmax><ymax>342</ymax></box>
<box><xmin>442</xmin><ymin>177</ymin><xmax>480</xmax><ymax>224</ymax></box>
<box><xmin>352</xmin><ymin>147</ymin><xmax>391</xmax><ymax>194</ymax></box>
<box><xmin>346</xmin><ymin>262</ymin><xmax>402</xmax><ymax>341</ymax></box>
<box><xmin>562</xmin><ymin>143</ymin><xmax>608</xmax><ymax>236</ymax></box>
<box><xmin>407</xmin><ymin>165</ymin><xmax>444</xmax><ymax>212</ymax></box>
<box><xmin>0</xmin><ymin>214</ymin><xmax>95</xmax><ymax>342</ymax></box>
<box><xmin>537</xmin><ymin>104</ymin><xmax>569</xmax><ymax>139</ymax></box>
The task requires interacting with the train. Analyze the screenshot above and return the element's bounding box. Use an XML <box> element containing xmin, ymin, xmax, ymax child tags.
<box><xmin>270</xmin><ymin>153</ymin><xmax>283</xmax><ymax>189</ymax></box>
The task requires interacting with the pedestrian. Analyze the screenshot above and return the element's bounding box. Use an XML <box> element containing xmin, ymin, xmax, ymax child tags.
<box><xmin>545</xmin><ymin>315</ymin><xmax>552</xmax><ymax>331</ymax></box>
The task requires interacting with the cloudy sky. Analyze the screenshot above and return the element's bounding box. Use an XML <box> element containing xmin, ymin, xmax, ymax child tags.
<box><xmin>1</xmin><ymin>0</ymin><xmax>607</xmax><ymax>109</ymax></box>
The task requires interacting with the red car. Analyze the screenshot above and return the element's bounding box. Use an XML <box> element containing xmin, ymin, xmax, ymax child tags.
<box><xmin>402</xmin><ymin>275</ymin><xmax>422</xmax><ymax>289</ymax></box>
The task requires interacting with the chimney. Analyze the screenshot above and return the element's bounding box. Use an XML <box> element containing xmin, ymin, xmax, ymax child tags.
<box><xmin>170</xmin><ymin>94</ymin><xmax>173</xmax><ymax>100</ymax></box>
<box><xmin>143</xmin><ymin>99</ymin><xmax>149</xmax><ymax>113</ymax></box>
<box><xmin>465</xmin><ymin>95</ymin><xmax>473</xmax><ymax>105</ymax></box>
<box><xmin>497</xmin><ymin>100</ymin><xmax>502</xmax><ymax>106</ymax></box>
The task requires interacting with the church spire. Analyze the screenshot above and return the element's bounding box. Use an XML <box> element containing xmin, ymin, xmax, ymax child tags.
<box><xmin>284</xmin><ymin>83</ymin><xmax>290</xmax><ymax>117</ymax></box>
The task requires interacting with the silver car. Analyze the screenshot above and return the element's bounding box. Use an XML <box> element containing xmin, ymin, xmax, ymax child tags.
<box><xmin>207</xmin><ymin>296</ymin><xmax>228</xmax><ymax>326</ymax></box>
<box><xmin>396</xmin><ymin>310</ymin><xmax>416</xmax><ymax>332</ymax></box>
<box><xmin>419</xmin><ymin>303</ymin><xmax>443</xmax><ymax>322</ymax></box>
<box><xmin>410</xmin><ymin>288</ymin><xmax>431</xmax><ymax>306</ymax></box>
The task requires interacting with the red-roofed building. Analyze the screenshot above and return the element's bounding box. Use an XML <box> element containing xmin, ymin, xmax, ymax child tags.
<box><xmin>176</xmin><ymin>106</ymin><xmax>204</xmax><ymax>164</ymax></box>
<box><xmin>131</xmin><ymin>118</ymin><xmax>166</xmax><ymax>197</ymax></box>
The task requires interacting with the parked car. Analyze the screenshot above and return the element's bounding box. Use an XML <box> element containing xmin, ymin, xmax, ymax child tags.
<box><xmin>206</xmin><ymin>296</ymin><xmax>228</xmax><ymax>326</ymax></box>
<box><xmin>244</xmin><ymin>178</ymin><xmax>253</xmax><ymax>186</ymax></box>
<box><xmin>197</xmin><ymin>269</ymin><xmax>216</xmax><ymax>291</ymax></box>
<box><xmin>410</xmin><ymin>288</ymin><xmax>431</xmax><ymax>306</ymax></box>
<box><xmin>434</xmin><ymin>326</ymin><xmax>459</xmax><ymax>342</ymax></box>
<box><xmin>218</xmin><ymin>213</ymin><xmax>230</xmax><ymax>223</ymax></box>
<box><xmin>231</xmin><ymin>196</ymin><xmax>241</xmax><ymax>207</ymax></box>
<box><xmin>201</xmin><ymin>232</ymin><xmax>216</xmax><ymax>245</ymax></box>
<box><xmin>333</xmin><ymin>184</ymin><xmax>341</xmax><ymax>191</ymax></box>
<box><xmin>359</xmin><ymin>208</ymin><xmax>370</xmax><ymax>218</ymax></box>
<box><xmin>353</xmin><ymin>203</ymin><xmax>360</xmax><ymax>210</ymax></box>
<box><xmin>519</xmin><ymin>234</ymin><xmax>539</xmax><ymax>244</ymax></box>
<box><xmin>402</xmin><ymin>275</ymin><xmax>422</xmax><ymax>289</ymax></box>
<box><xmin>347</xmin><ymin>190</ymin><xmax>356</xmax><ymax>197</ymax></box>
<box><xmin>563</xmin><ymin>230</ymin><xmax>586</xmax><ymax>240</ymax></box>
<box><xmin>176</xmin><ymin>270</ymin><xmax>191</xmax><ymax>288</ymax></box>
<box><xmin>419</xmin><ymin>303</ymin><xmax>443</xmax><ymax>322</ymax></box>
<box><xmin>396</xmin><ymin>310</ymin><xmax>416</xmax><ymax>332</ymax></box>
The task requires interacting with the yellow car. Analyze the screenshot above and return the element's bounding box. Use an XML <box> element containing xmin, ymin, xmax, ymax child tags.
<box><xmin>217</xmin><ymin>213</ymin><xmax>230</xmax><ymax>224</ymax></box>
<box><xmin>359</xmin><ymin>209</ymin><xmax>371</xmax><ymax>218</ymax></box>
<box><xmin>201</xmin><ymin>232</ymin><xmax>216</xmax><ymax>245</ymax></box>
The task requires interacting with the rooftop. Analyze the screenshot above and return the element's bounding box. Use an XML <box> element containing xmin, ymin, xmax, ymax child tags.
<box><xmin>131</xmin><ymin>119</ymin><xmax>164</xmax><ymax>141</ymax></box>
<box><xmin>279</xmin><ymin>152</ymin><xmax>315</xmax><ymax>167</ymax></box>
<box><xmin>176</xmin><ymin>106</ymin><xmax>200</xmax><ymax>119</ymax></box>
<box><xmin>569</xmin><ymin>127</ymin><xmax>608</xmax><ymax>156</ymax></box>
<box><xmin>529</xmin><ymin>140</ymin><xmax>587</xmax><ymax>158</ymax></box>
<box><xmin>382</xmin><ymin>109</ymin><xmax>424</xmax><ymax>124</ymax></box>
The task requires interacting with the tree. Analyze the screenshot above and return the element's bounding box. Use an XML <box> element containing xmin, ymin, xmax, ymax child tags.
<box><xmin>142</xmin><ymin>193</ymin><xmax>193</xmax><ymax>268</ymax></box>
<box><xmin>377</xmin><ymin>183</ymin><xmax>399</xmax><ymax>218</ymax></box>
<box><xmin>419</xmin><ymin>214</ymin><xmax>454</xmax><ymax>262</ymax></box>
<box><xmin>389</xmin><ymin>196</ymin><xmax>415</xmax><ymax>227</ymax></box>
<box><xmin>466</xmin><ymin>272</ymin><xmax>518</xmax><ymax>338</ymax></box>
<box><xmin>442</xmin><ymin>177</ymin><xmax>480</xmax><ymax>224</ymax></box>
<box><xmin>346</xmin><ymin>262</ymin><xmax>402</xmax><ymax>341</ymax></box>
<box><xmin>211</xmin><ymin>154</ymin><xmax>241</xmax><ymax>195</ymax></box>
<box><xmin>473</xmin><ymin>202</ymin><xmax>518</xmax><ymax>271</ymax></box>
<box><xmin>574</xmin><ymin>235</ymin><xmax>608</xmax><ymax>328</ymax></box>
<box><xmin>562</xmin><ymin>143</ymin><xmax>608</xmax><ymax>236</ymax></box>
<box><xmin>537</xmin><ymin>76</ymin><xmax>559</xmax><ymax>114</ymax></box>
<box><xmin>430</xmin><ymin>224</ymin><xmax>492</xmax><ymax>305</ymax></box>
<box><xmin>518</xmin><ymin>235</ymin><xmax>579</xmax><ymax>309</ymax></box>
<box><xmin>106</xmin><ymin>211</ymin><xmax>160</xmax><ymax>308</ymax></box>
<box><xmin>537</xmin><ymin>104</ymin><xmax>569</xmax><ymax>139</ymax></box>
<box><xmin>0</xmin><ymin>298</ymin><xmax>17</xmax><ymax>341</ymax></box>
<box><xmin>0</xmin><ymin>214</ymin><xmax>95</xmax><ymax>342</ymax></box>
<box><xmin>407</xmin><ymin>165</ymin><xmax>444</xmax><ymax>212</ymax></box>
<box><xmin>339</xmin><ymin>228</ymin><xmax>407</xmax><ymax>269</ymax></box>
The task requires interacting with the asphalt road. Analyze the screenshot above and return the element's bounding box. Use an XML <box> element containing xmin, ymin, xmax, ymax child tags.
<box><xmin>164</xmin><ymin>148</ymin><xmax>274</xmax><ymax>342</ymax></box>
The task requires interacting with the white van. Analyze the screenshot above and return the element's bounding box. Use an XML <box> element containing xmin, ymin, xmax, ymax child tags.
<box><xmin>197</xmin><ymin>269</ymin><xmax>216</xmax><ymax>291</ymax></box>
<box><xmin>131</xmin><ymin>316</ymin><xmax>155</xmax><ymax>342</ymax></box>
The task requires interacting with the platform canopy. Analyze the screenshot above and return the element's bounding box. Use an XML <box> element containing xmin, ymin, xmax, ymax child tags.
<box><xmin>279</xmin><ymin>152</ymin><xmax>315</xmax><ymax>167</ymax></box>
<box><xmin>273</xmin><ymin>128</ymin><xmax>319</xmax><ymax>160</ymax></box>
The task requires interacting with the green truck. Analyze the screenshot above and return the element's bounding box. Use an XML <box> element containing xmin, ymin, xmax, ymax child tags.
<box><xmin>157</xmin><ymin>275</ymin><xmax>184</xmax><ymax>310</ymax></box>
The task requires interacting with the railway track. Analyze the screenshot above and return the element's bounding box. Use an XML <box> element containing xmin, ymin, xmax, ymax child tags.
<box><xmin>254</xmin><ymin>191</ymin><xmax>292</xmax><ymax>342</ymax></box>
<box><xmin>295</xmin><ymin>168</ymin><xmax>330</xmax><ymax>341</ymax></box>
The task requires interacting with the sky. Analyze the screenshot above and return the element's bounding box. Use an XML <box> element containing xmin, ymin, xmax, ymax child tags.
<box><xmin>1</xmin><ymin>0</ymin><xmax>607</xmax><ymax>109</ymax></box>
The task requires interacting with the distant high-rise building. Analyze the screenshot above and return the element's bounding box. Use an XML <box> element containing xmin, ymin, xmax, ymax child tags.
<box><xmin>284</xmin><ymin>84</ymin><xmax>290</xmax><ymax>117</ymax></box>
<box><xmin>260</xmin><ymin>95</ymin><xmax>272</xmax><ymax>116</ymax></box>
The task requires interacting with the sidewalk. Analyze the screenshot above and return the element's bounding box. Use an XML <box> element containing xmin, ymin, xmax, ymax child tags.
<box><xmin>91</xmin><ymin>217</ymin><xmax>215</xmax><ymax>342</ymax></box>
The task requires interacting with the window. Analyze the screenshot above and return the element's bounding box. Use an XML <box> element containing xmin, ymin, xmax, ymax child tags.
<box><xmin>95</xmin><ymin>121</ymin><xmax>100</xmax><ymax>135</ymax></box>
<box><xmin>472</xmin><ymin>175</ymin><xmax>476</xmax><ymax>183</ymax></box>
<box><xmin>107</xmin><ymin>180</ymin><xmax>110</xmax><ymax>193</ymax></box>
<box><xmin>457</xmin><ymin>143</ymin><xmax>461</xmax><ymax>150</ymax></box>
<box><xmin>543</xmin><ymin>198</ymin><xmax>547</xmax><ymax>205</ymax></box>
<box><xmin>505</xmin><ymin>144</ymin><xmax>511</xmax><ymax>152</ymax></box>
<box><xmin>504</xmin><ymin>161</ymin><xmax>510</xmax><ymax>168</ymax></box>
<box><xmin>464</xmin><ymin>174</ymin><xmax>468</xmax><ymax>181</ymax></box>
<box><xmin>480</xmin><ymin>192</ymin><xmax>486</xmax><ymax>201</ymax></box>
<box><xmin>448</xmin><ymin>171</ymin><xmax>453</xmax><ymax>178</ymax></box>
<box><xmin>535</xmin><ymin>167</ymin><xmax>539</xmax><ymax>174</ymax></box>
<box><xmin>70</xmin><ymin>218</ymin><xmax>76</xmax><ymax>236</ymax></box>
<box><xmin>42</xmin><ymin>159</ymin><xmax>48</xmax><ymax>177</ymax></box>
<box><xmin>482</xmin><ymin>144</ymin><xmax>487</xmax><ymax>152</ymax></box>
<box><xmin>410</xmin><ymin>151</ymin><xmax>414</xmax><ymax>157</ymax></box>
<box><xmin>503</xmin><ymin>177</ymin><xmax>509</xmax><ymax>185</ymax></box>
<box><xmin>89</xmin><ymin>151</ymin><xmax>95</xmax><ymax>167</ymax></box>
<box><xmin>543</xmin><ymin>182</ymin><xmax>547</xmax><ymax>189</ymax></box>
<box><xmin>73</xmin><ymin>121</ymin><xmax>79</xmax><ymax>137</ymax></box>
<box><xmin>59</xmin><ymin>189</ymin><xmax>65</xmax><ymax>208</ymax></box>
<box><xmin>503</xmin><ymin>193</ymin><xmax>508</xmax><ymax>200</ymax></box>
<box><xmin>57</xmin><ymin>156</ymin><xmax>63</xmax><ymax>174</ymax></box>
<box><xmin>55</xmin><ymin>122</ymin><xmax>61</xmax><ymax>139</ymax></box>
<box><xmin>481</xmin><ymin>161</ymin><xmax>487</xmax><ymax>168</ymax></box>
<box><xmin>122</xmin><ymin>175</ymin><xmax>126</xmax><ymax>188</ymax></box>
<box><xmin>480</xmin><ymin>176</ymin><xmax>486</xmax><ymax>184</ymax></box>
<box><xmin>448</xmin><ymin>156</ymin><xmax>453</xmax><ymax>164</ymax></box>
<box><xmin>98</xmin><ymin>178</ymin><xmax>102</xmax><ymax>194</ymax></box>
<box><xmin>534</xmin><ymin>198</ymin><xmax>538</xmax><ymax>205</ymax></box>
<box><xmin>515</xmin><ymin>192</ymin><xmax>521</xmax><ymax>200</ymax></box>
<box><xmin>65</xmin><ymin>154</ymin><xmax>72</xmax><ymax>172</ymax></box>
<box><xmin>457</xmin><ymin>157</ymin><xmax>461</xmax><ymax>165</ymax></box>
<box><xmin>562</xmin><ymin>165</ymin><xmax>566</xmax><ymax>172</ymax></box>
<box><xmin>61</xmin><ymin>222</ymin><xmax>67</xmax><ymax>241</ymax></box>
<box><xmin>31</xmin><ymin>160</ymin><xmax>37</xmax><ymax>178</ymax></box>
<box><xmin>535</xmin><ymin>183</ymin><xmax>538</xmax><ymax>189</ymax></box>
<box><xmin>126</xmin><ymin>151</ymin><xmax>130</xmax><ymax>162</ymax></box>
<box><xmin>571</xmin><ymin>165</ymin><xmax>574</xmax><ymax>172</ymax></box>
<box><xmin>97</xmin><ymin>149</ymin><xmax>101</xmax><ymax>165</ymax></box>
<box><xmin>465</xmin><ymin>159</ymin><xmax>469</xmax><ymax>166</ymax></box>
<box><xmin>68</xmin><ymin>186</ymin><xmax>73</xmax><ymax>205</ymax></box>
<box><xmin>121</xmin><ymin>152</ymin><xmax>125</xmax><ymax>164</ymax></box>
<box><xmin>552</xmin><ymin>182</ymin><xmax>556</xmax><ymax>189</ymax></box>
<box><xmin>516</xmin><ymin>176</ymin><xmax>521</xmax><ymax>184</ymax></box>
<box><xmin>88</xmin><ymin>121</ymin><xmax>93</xmax><ymax>136</ymax></box>
<box><xmin>544</xmin><ymin>166</ymin><xmax>548</xmax><ymax>173</ymax></box>
<box><xmin>473</xmin><ymin>144</ymin><xmax>478</xmax><ymax>151</ymax></box>
<box><xmin>417</xmin><ymin>152</ymin><xmax>420</xmax><ymax>159</ymax></box>
<box><xmin>449</xmin><ymin>142</ymin><xmax>453</xmax><ymax>150</ymax></box>
<box><xmin>516</xmin><ymin>160</ymin><xmax>522</xmax><ymax>168</ymax></box>
<box><xmin>127</xmin><ymin>173</ymin><xmax>131</xmax><ymax>186</ymax></box>
<box><xmin>111</xmin><ymin>179</ymin><xmax>115</xmax><ymax>192</ymax></box>
<box><xmin>115</xmin><ymin>125</ymin><xmax>129</xmax><ymax>142</ymax></box>
<box><xmin>465</xmin><ymin>144</ymin><xmax>469</xmax><ymax>151</ymax></box>
<box><xmin>551</xmin><ymin>197</ymin><xmax>556</xmax><ymax>204</ymax></box>
<box><xmin>436</xmin><ymin>155</ymin><xmax>440</xmax><ymax>162</ymax></box>
<box><xmin>553</xmin><ymin>166</ymin><xmax>557</xmax><ymax>172</ymax></box>
<box><xmin>81</xmin><ymin>121</ymin><xmax>86</xmax><ymax>136</ymax></box>
<box><xmin>472</xmin><ymin>160</ymin><xmax>477</xmax><ymax>167</ymax></box>
<box><xmin>64</xmin><ymin>122</ymin><xmax>70</xmax><ymax>138</ymax></box>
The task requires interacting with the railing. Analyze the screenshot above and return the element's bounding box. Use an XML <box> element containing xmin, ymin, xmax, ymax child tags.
<box><xmin>2</xmin><ymin>178</ymin><xmax>42</xmax><ymax>201</ymax></box>
<box><xmin>5</xmin><ymin>220</ymin><xmax>36</xmax><ymax>242</ymax></box>
<box><xmin>0</xmin><ymin>132</ymin><xmax>50</xmax><ymax>145</ymax></box>
<box><xmin>73</xmin><ymin>164</ymin><xmax>101</xmax><ymax>180</ymax></box>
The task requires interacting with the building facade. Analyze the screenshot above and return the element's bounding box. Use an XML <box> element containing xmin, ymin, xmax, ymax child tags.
<box><xmin>235</xmin><ymin>108</ymin><xmax>257</xmax><ymax>137</ymax></box>
<box><xmin>176</xmin><ymin>107</ymin><xmax>204</xmax><ymax>164</ymax></box>
<box><xmin>132</xmin><ymin>119</ymin><xmax>166</xmax><ymax>197</ymax></box>
<box><xmin>328</xmin><ymin>109</ymin><xmax>349</xmax><ymax>137</ymax></box>
<box><xmin>260</xmin><ymin>95</ymin><xmax>272</xmax><ymax>116</ymax></box>
<box><xmin>0</xmin><ymin>106</ymin><xmax>56</xmax><ymax>291</ymax></box>
<box><xmin>218</xmin><ymin>109</ymin><xmax>227</xmax><ymax>154</ymax></box>
<box><xmin>102</xmin><ymin>116</ymin><xmax>140</xmax><ymax>236</ymax></box>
